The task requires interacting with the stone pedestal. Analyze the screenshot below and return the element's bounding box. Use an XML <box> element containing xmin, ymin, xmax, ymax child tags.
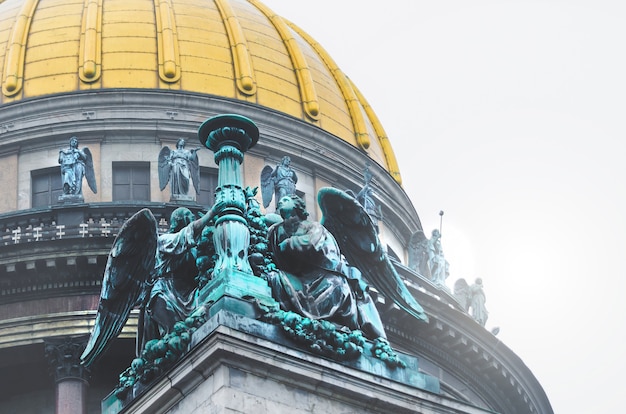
<box><xmin>102</xmin><ymin>306</ymin><xmax>492</xmax><ymax>414</ymax></box>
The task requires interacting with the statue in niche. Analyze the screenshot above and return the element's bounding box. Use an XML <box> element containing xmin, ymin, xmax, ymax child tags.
<box><xmin>452</xmin><ymin>277</ymin><xmax>489</xmax><ymax>327</ymax></box>
<box><xmin>81</xmin><ymin>202</ymin><xmax>222</xmax><ymax>368</ymax></box>
<box><xmin>265</xmin><ymin>190</ymin><xmax>428</xmax><ymax>341</ymax></box>
<box><xmin>58</xmin><ymin>136</ymin><xmax>97</xmax><ymax>197</ymax></box>
<box><xmin>158</xmin><ymin>138</ymin><xmax>201</xmax><ymax>199</ymax></box>
<box><xmin>408</xmin><ymin>230</ymin><xmax>432</xmax><ymax>279</ymax></box>
<box><xmin>260</xmin><ymin>155</ymin><xmax>298</xmax><ymax>208</ymax></box>
<box><xmin>427</xmin><ymin>229</ymin><xmax>449</xmax><ymax>286</ymax></box>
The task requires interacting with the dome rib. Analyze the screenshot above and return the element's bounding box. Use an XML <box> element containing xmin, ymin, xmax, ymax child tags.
<box><xmin>349</xmin><ymin>78</ymin><xmax>402</xmax><ymax>184</ymax></box>
<box><xmin>79</xmin><ymin>0</ymin><xmax>102</xmax><ymax>82</ymax></box>
<box><xmin>250</xmin><ymin>0</ymin><xmax>319</xmax><ymax>121</ymax></box>
<box><xmin>154</xmin><ymin>0</ymin><xmax>181</xmax><ymax>82</ymax></box>
<box><xmin>215</xmin><ymin>0</ymin><xmax>256</xmax><ymax>95</ymax></box>
<box><xmin>2</xmin><ymin>0</ymin><xmax>38</xmax><ymax>97</ymax></box>
<box><xmin>286</xmin><ymin>19</ymin><xmax>371</xmax><ymax>152</ymax></box>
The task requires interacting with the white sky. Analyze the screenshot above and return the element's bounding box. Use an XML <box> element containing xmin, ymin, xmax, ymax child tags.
<box><xmin>261</xmin><ymin>1</ymin><xmax>626</xmax><ymax>412</ymax></box>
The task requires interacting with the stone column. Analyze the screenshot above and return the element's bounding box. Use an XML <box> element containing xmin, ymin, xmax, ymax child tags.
<box><xmin>45</xmin><ymin>336</ymin><xmax>90</xmax><ymax>414</ymax></box>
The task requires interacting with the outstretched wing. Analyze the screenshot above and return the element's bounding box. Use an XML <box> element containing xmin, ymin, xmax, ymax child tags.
<box><xmin>189</xmin><ymin>149</ymin><xmax>200</xmax><ymax>195</ymax></box>
<box><xmin>83</xmin><ymin>148</ymin><xmax>97</xmax><ymax>194</ymax></box>
<box><xmin>158</xmin><ymin>146</ymin><xmax>171</xmax><ymax>191</ymax></box>
<box><xmin>260</xmin><ymin>165</ymin><xmax>274</xmax><ymax>208</ymax></box>
<box><xmin>318</xmin><ymin>187</ymin><xmax>428</xmax><ymax>323</ymax></box>
<box><xmin>81</xmin><ymin>208</ymin><xmax>158</xmax><ymax>367</ymax></box>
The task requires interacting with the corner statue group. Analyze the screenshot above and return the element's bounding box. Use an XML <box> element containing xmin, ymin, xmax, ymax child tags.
<box><xmin>81</xmin><ymin>172</ymin><xmax>427</xmax><ymax>372</ymax></box>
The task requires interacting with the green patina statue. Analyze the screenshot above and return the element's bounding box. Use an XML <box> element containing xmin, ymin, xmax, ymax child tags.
<box><xmin>81</xmin><ymin>114</ymin><xmax>430</xmax><ymax>401</ymax></box>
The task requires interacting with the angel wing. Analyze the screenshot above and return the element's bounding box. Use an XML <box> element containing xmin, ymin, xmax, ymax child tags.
<box><xmin>453</xmin><ymin>278</ymin><xmax>470</xmax><ymax>311</ymax></box>
<box><xmin>318</xmin><ymin>187</ymin><xmax>428</xmax><ymax>323</ymax></box>
<box><xmin>189</xmin><ymin>148</ymin><xmax>200</xmax><ymax>195</ymax></box>
<box><xmin>83</xmin><ymin>148</ymin><xmax>97</xmax><ymax>194</ymax></box>
<box><xmin>408</xmin><ymin>230</ymin><xmax>431</xmax><ymax>279</ymax></box>
<box><xmin>81</xmin><ymin>208</ymin><xmax>158</xmax><ymax>368</ymax></box>
<box><xmin>158</xmin><ymin>146</ymin><xmax>171</xmax><ymax>191</ymax></box>
<box><xmin>260</xmin><ymin>165</ymin><xmax>275</xmax><ymax>208</ymax></box>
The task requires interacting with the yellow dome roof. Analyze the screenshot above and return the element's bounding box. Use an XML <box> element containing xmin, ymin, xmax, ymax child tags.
<box><xmin>0</xmin><ymin>0</ymin><xmax>401</xmax><ymax>183</ymax></box>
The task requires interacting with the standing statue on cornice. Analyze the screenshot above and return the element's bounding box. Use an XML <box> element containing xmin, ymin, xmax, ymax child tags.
<box><xmin>453</xmin><ymin>277</ymin><xmax>489</xmax><ymax>327</ymax></box>
<box><xmin>468</xmin><ymin>278</ymin><xmax>488</xmax><ymax>326</ymax></box>
<box><xmin>408</xmin><ymin>230</ymin><xmax>432</xmax><ymax>279</ymax></box>
<box><xmin>260</xmin><ymin>155</ymin><xmax>298</xmax><ymax>208</ymax></box>
<box><xmin>58</xmin><ymin>136</ymin><xmax>97</xmax><ymax>197</ymax></box>
<box><xmin>348</xmin><ymin>163</ymin><xmax>382</xmax><ymax>232</ymax></box>
<box><xmin>427</xmin><ymin>229</ymin><xmax>450</xmax><ymax>286</ymax></box>
<box><xmin>264</xmin><ymin>190</ymin><xmax>428</xmax><ymax>342</ymax></box>
<box><xmin>158</xmin><ymin>138</ymin><xmax>201</xmax><ymax>199</ymax></box>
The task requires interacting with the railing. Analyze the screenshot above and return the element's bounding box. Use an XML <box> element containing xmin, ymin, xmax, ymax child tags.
<box><xmin>0</xmin><ymin>202</ymin><xmax>207</xmax><ymax>246</ymax></box>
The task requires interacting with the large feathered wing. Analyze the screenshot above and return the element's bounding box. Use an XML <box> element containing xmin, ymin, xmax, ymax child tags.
<box><xmin>189</xmin><ymin>149</ymin><xmax>200</xmax><ymax>195</ymax></box>
<box><xmin>83</xmin><ymin>148</ymin><xmax>97</xmax><ymax>194</ymax></box>
<box><xmin>260</xmin><ymin>165</ymin><xmax>275</xmax><ymax>208</ymax></box>
<box><xmin>318</xmin><ymin>187</ymin><xmax>428</xmax><ymax>323</ymax></box>
<box><xmin>81</xmin><ymin>208</ymin><xmax>158</xmax><ymax>368</ymax></box>
<box><xmin>158</xmin><ymin>146</ymin><xmax>171</xmax><ymax>191</ymax></box>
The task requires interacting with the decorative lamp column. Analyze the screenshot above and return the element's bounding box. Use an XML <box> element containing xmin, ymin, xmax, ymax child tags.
<box><xmin>45</xmin><ymin>336</ymin><xmax>90</xmax><ymax>414</ymax></box>
<box><xmin>196</xmin><ymin>114</ymin><xmax>275</xmax><ymax>311</ymax></box>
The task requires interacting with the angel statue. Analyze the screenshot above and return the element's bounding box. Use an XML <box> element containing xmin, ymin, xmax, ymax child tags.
<box><xmin>265</xmin><ymin>189</ymin><xmax>428</xmax><ymax>341</ymax></box>
<box><xmin>408</xmin><ymin>230</ymin><xmax>432</xmax><ymax>279</ymax></box>
<box><xmin>453</xmin><ymin>278</ymin><xmax>489</xmax><ymax>327</ymax></box>
<box><xmin>58</xmin><ymin>136</ymin><xmax>97</xmax><ymax>197</ymax></box>
<box><xmin>347</xmin><ymin>163</ymin><xmax>382</xmax><ymax>232</ymax></box>
<box><xmin>80</xmin><ymin>201</ymin><xmax>222</xmax><ymax>368</ymax></box>
<box><xmin>158</xmin><ymin>138</ymin><xmax>201</xmax><ymax>198</ymax></box>
<box><xmin>427</xmin><ymin>229</ymin><xmax>450</xmax><ymax>286</ymax></box>
<box><xmin>260</xmin><ymin>155</ymin><xmax>298</xmax><ymax>208</ymax></box>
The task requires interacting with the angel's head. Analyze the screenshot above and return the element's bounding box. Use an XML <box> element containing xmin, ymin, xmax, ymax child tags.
<box><xmin>169</xmin><ymin>207</ymin><xmax>195</xmax><ymax>232</ymax></box>
<box><xmin>69</xmin><ymin>136</ymin><xmax>78</xmax><ymax>148</ymax></box>
<box><xmin>277</xmin><ymin>194</ymin><xmax>308</xmax><ymax>220</ymax></box>
<box><xmin>176</xmin><ymin>138</ymin><xmax>186</xmax><ymax>149</ymax></box>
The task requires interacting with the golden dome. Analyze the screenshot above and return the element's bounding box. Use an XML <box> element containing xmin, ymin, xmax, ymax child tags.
<box><xmin>0</xmin><ymin>0</ymin><xmax>401</xmax><ymax>183</ymax></box>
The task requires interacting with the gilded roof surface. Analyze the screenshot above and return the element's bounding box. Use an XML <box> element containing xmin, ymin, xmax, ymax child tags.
<box><xmin>0</xmin><ymin>0</ymin><xmax>401</xmax><ymax>182</ymax></box>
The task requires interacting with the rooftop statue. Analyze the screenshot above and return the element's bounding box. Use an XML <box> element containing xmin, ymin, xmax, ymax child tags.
<box><xmin>58</xmin><ymin>136</ymin><xmax>97</xmax><ymax>197</ymax></box>
<box><xmin>158</xmin><ymin>138</ymin><xmax>201</xmax><ymax>199</ymax></box>
<box><xmin>469</xmin><ymin>278</ymin><xmax>488</xmax><ymax>326</ymax></box>
<box><xmin>349</xmin><ymin>163</ymin><xmax>382</xmax><ymax>232</ymax></box>
<box><xmin>265</xmin><ymin>190</ymin><xmax>428</xmax><ymax>340</ymax></box>
<box><xmin>408</xmin><ymin>230</ymin><xmax>432</xmax><ymax>279</ymax></box>
<box><xmin>453</xmin><ymin>277</ymin><xmax>489</xmax><ymax>327</ymax></box>
<box><xmin>427</xmin><ymin>229</ymin><xmax>450</xmax><ymax>286</ymax></box>
<box><xmin>260</xmin><ymin>155</ymin><xmax>298</xmax><ymax>208</ymax></box>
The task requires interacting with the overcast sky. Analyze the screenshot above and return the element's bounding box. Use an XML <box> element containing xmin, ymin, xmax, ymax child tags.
<box><xmin>261</xmin><ymin>1</ymin><xmax>626</xmax><ymax>412</ymax></box>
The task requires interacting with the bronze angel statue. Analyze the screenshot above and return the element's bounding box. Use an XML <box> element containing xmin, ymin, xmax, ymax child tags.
<box><xmin>158</xmin><ymin>138</ymin><xmax>201</xmax><ymax>197</ymax></box>
<box><xmin>260</xmin><ymin>155</ymin><xmax>298</xmax><ymax>208</ymax></box>
<box><xmin>80</xmin><ymin>203</ymin><xmax>221</xmax><ymax>368</ymax></box>
<box><xmin>265</xmin><ymin>188</ymin><xmax>428</xmax><ymax>341</ymax></box>
<box><xmin>58</xmin><ymin>136</ymin><xmax>97</xmax><ymax>196</ymax></box>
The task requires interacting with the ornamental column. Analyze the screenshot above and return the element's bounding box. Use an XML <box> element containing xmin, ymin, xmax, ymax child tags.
<box><xmin>195</xmin><ymin>114</ymin><xmax>275</xmax><ymax>309</ymax></box>
<box><xmin>45</xmin><ymin>336</ymin><xmax>90</xmax><ymax>414</ymax></box>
